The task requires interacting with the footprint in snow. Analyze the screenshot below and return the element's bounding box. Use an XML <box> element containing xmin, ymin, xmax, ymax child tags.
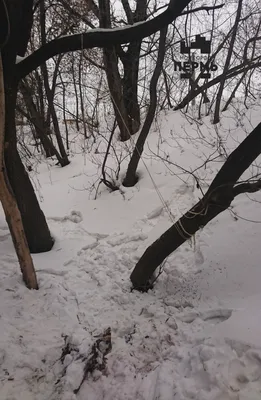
<box><xmin>146</xmin><ymin>203</ymin><xmax>170</xmax><ymax>220</ymax></box>
<box><xmin>48</xmin><ymin>210</ymin><xmax>83</xmax><ymax>224</ymax></box>
<box><xmin>106</xmin><ymin>233</ymin><xmax>147</xmax><ymax>247</ymax></box>
<box><xmin>178</xmin><ymin>308</ymin><xmax>233</xmax><ymax>323</ymax></box>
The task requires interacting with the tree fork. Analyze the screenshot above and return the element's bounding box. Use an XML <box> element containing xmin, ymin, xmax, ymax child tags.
<box><xmin>130</xmin><ymin>122</ymin><xmax>261</xmax><ymax>291</ymax></box>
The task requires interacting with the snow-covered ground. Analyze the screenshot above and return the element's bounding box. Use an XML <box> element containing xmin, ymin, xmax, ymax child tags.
<box><xmin>1</xmin><ymin>104</ymin><xmax>261</xmax><ymax>400</ymax></box>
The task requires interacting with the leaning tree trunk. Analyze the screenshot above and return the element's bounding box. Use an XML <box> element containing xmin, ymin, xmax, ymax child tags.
<box><xmin>0</xmin><ymin>55</ymin><xmax>38</xmax><ymax>289</ymax></box>
<box><xmin>123</xmin><ymin>27</ymin><xmax>167</xmax><ymax>187</ymax></box>
<box><xmin>130</xmin><ymin>122</ymin><xmax>261</xmax><ymax>291</ymax></box>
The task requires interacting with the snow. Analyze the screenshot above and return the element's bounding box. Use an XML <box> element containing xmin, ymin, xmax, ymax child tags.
<box><xmin>1</xmin><ymin>103</ymin><xmax>261</xmax><ymax>400</ymax></box>
<box><xmin>15</xmin><ymin>55</ymin><xmax>26</xmax><ymax>64</ymax></box>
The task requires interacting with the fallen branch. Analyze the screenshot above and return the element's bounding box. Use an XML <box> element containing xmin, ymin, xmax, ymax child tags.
<box><xmin>74</xmin><ymin>327</ymin><xmax>112</xmax><ymax>394</ymax></box>
<box><xmin>56</xmin><ymin>328</ymin><xmax>112</xmax><ymax>394</ymax></box>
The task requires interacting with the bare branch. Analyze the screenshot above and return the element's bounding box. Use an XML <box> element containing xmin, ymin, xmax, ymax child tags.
<box><xmin>57</xmin><ymin>0</ymin><xmax>96</xmax><ymax>29</ymax></box>
<box><xmin>180</xmin><ymin>3</ymin><xmax>224</xmax><ymax>16</ymax></box>
<box><xmin>175</xmin><ymin>60</ymin><xmax>261</xmax><ymax>110</ymax></box>
<box><xmin>243</xmin><ymin>36</ymin><xmax>261</xmax><ymax>61</ymax></box>
<box><xmin>233</xmin><ymin>180</ymin><xmax>261</xmax><ymax>196</ymax></box>
<box><xmin>16</xmin><ymin>0</ymin><xmax>192</xmax><ymax>80</ymax></box>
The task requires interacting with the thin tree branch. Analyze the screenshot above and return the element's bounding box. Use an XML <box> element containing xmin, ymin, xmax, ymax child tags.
<box><xmin>175</xmin><ymin>59</ymin><xmax>261</xmax><ymax>110</ymax></box>
<box><xmin>233</xmin><ymin>180</ymin><xmax>261</xmax><ymax>196</ymax></box>
<box><xmin>180</xmin><ymin>3</ymin><xmax>224</xmax><ymax>16</ymax></box>
<box><xmin>58</xmin><ymin>0</ymin><xmax>96</xmax><ymax>29</ymax></box>
<box><xmin>243</xmin><ymin>36</ymin><xmax>261</xmax><ymax>61</ymax></box>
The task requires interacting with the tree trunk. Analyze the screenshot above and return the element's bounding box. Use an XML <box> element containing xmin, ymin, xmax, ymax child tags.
<box><xmin>39</xmin><ymin>0</ymin><xmax>70</xmax><ymax>166</ymax></box>
<box><xmin>78</xmin><ymin>53</ymin><xmax>88</xmax><ymax>139</ymax></box>
<box><xmin>123</xmin><ymin>27</ymin><xmax>167</xmax><ymax>187</ymax></box>
<box><xmin>104</xmin><ymin>48</ymin><xmax>132</xmax><ymax>141</ymax></box>
<box><xmin>5</xmin><ymin>82</ymin><xmax>54</xmax><ymax>253</ymax></box>
<box><xmin>99</xmin><ymin>0</ymin><xmax>131</xmax><ymax>142</ymax></box>
<box><xmin>71</xmin><ymin>53</ymin><xmax>80</xmax><ymax>132</ymax></box>
<box><xmin>222</xmin><ymin>73</ymin><xmax>246</xmax><ymax>112</ymax></box>
<box><xmin>119</xmin><ymin>0</ymin><xmax>147</xmax><ymax>133</ymax></box>
<box><xmin>130</xmin><ymin>122</ymin><xmax>261</xmax><ymax>291</ymax></box>
<box><xmin>213</xmin><ymin>0</ymin><xmax>243</xmax><ymax>124</ymax></box>
<box><xmin>19</xmin><ymin>82</ymin><xmax>60</xmax><ymax>159</ymax></box>
<box><xmin>121</xmin><ymin>42</ymin><xmax>141</xmax><ymax>134</ymax></box>
<box><xmin>18</xmin><ymin>103</ymin><xmax>56</xmax><ymax>158</ymax></box>
<box><xmin>0</xmin><ymin>55</ymin><xmax>38</xmax><ymax>289</ymax></box>
<box><xmin>1</xmin><ymin>0</ymin><xmax>54</xmax><ymax>253</ymax></box>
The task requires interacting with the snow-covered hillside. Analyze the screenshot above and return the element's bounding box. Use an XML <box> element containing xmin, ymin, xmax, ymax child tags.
<box><xmin>1</xmin><ymin>105</ymin><xmax>261</xmax><ymax>400</ymax></box>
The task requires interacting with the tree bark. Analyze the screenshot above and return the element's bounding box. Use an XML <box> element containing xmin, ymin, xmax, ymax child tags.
<box><xmin>120</xmin><ymin>41</ymin><xmax>142</xmax><ymax>134</ymax></box>
<box><xmin>123</xmin><ymin>27</ymin><xmax>167</xmax><ymax>187</ymax></box>
<box><xmin>39</xmin><ymin>0</ymin><xmax>70</xmax><ymax>166</ymax></box>
<box><xmin>213</xmin><ymin>0</ymin><xmax>243</xmax><ymax>124</ymax></box>
<box><xmin>99</xmin><ymin>0</ymin><xmax>131</xmax><ymax>141</ymax></box>
<box><xmin>130</xmin><ymin>122</ymin><xmax>261</xmax><ymax>291</ymax></box>
<box><xmin>19</xmin><ymin>82</ymin><xmax>64</xmax><ymax>162</ymax></box>
<box><xmin>5</xmin><ymin>83</ymin><xmax>54</xmax><ymax>253</ymax></box>
<box><xmin>117</xmin><ymin>0</ymin><xmax>147</xmax><ymax>134</ymax></box>
<box><xmin>0</xmin><ymin>55</ymin><xmax>38</xmax><ymax>289</ymax></box>
<box><xmin>2</xmin><ymin>0</ymin><xmax>54</xmax><ymax>253</ymax></box>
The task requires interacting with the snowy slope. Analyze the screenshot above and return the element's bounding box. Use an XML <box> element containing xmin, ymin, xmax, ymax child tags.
<box><xmin>1</xmin><ymin>105</ymin><xmax>261</xmax><ymax>400</ymax></box>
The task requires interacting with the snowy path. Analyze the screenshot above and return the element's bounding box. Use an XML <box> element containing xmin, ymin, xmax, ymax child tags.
<box><xmin>1</xmin><ymin>190</ymin><xmax>261</xmax><ymax>400</ymax></box>
<box><xmin>1</xmin><ymin>105</ymin><xmax>261</xmax><ymax>400</ymax></box>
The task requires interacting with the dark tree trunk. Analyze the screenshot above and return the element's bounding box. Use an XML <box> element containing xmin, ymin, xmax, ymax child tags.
<box><xmin>40</xmin><ymin>65</ymin><xmax>70</xmax><ymax>166</ymax></box>
<box><xmin>162</xmin><ymin>69</ymin><xmax>173</xmax><ymax>108</ymax></box>
<box><xmin>5</xmin><ymin>83</ymin><xmax>54</xmax><ymax>253</ymax></box>
<box><xmin>78</xmin><ymin>53</ymin><xmax>88</xmax><ymax>139</ymax></box>
<box><xmin>99</xmin><ymin>0</ymin><xmax>147</xmax><ymax>140</ymax></box>
<box><xmin>59</xmin><ymin>71</ymin><xmax>70</xmax><ymax>149</ymax></box>
<box><xmin>0</xmin><ymin>55</ymin><xmax>38</xmax><ymax>290</ymax></box>
<box><xmin>99</xmin><ymin>0</ymin><xmax>131</xmax><ymax>142</ymax></box>
<box><xmin>121</xmin><ymin>41</ymin><xmax>141</xmax><ymax>133</ymax></box>
<box><xmin>123</xmin><ymin>27</ymin><xmax>167</xmax><ymax>187</ymax></box>
<box><xmin>2</xmin><ymin>0</ymin><xmax>54</xmax><ymax>253</ymax></box>
<box><xmin>19</xmin><ymin>81</ymin><xmax>59</xmax><ymax>159</ymax></box>
<box><xmin>120</xmin><ymin>0</ymin><xmax>147</xmax><ymax>132</ymax></box>
<box><xmin>39</xmin><ymin>0</ymin><xmax>70</xmax><ymax>166</ymax></box>
<box><xmin>130</xmin><ymin>122</ymin><xmax>261</xmax><ymax>291</ymax></box>
<box><xmin>104</xmin><ymin>47</ymin><xmax>131</xmax><ymax>141</ymax></box>
<box><xmin>213</xmin><ymin>0</ymin><xmax>243</xmax><ymax>124</ymax></box>
<box><xmin>71</xmin><ymin>53</ymin><xmax>80</xmax><ymax>132</ymax></box>
<box><xmin>35</xmin><ymin>69</ymin><xmax>48</xmax><ymax>133</ymax></box>
<box><xmin>222</xmin><ymin>73</ymin><xmax>246</xmax><ymax>112</ymax></box>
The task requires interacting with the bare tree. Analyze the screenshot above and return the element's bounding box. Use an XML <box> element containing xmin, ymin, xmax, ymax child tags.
<box><xmin>123</xmin><ymin>27</ymin><xmax>168</xmax><ymax>187</ymax></box>
<box><xmin>1</xmin><ymin>0</ymin><xmax>192</xmax><ymax>257</ymax></box>
<box><xmin>130</xmin><ymin>122</ymin><xmax>261</xmax><ymax>291</ymax></box>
